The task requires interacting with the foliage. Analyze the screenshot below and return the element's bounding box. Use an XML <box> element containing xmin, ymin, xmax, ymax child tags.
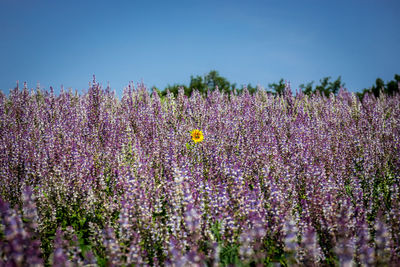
<box><xmin>268</xmin><ymin>78</ymin><xmax>286</xmax><ymax>96</ymax></box>
<box><xmin>161</xmin><ymin>70</ymin><xmax>260</xmax><ymax>97</ymax></box>
<box><xmin>159</xmin><ymin>70</ymin><xmax>399</xmax><ymax>100</ymax></box>
<box><xmin>357</xmin><ymin>74</ymin><xmax>400</xmax><ymax>99</ymax></box>
<box><xmin>299</xmin><ymin>76</ymin><xmax>344</xmax><ymax>97</ymax></box>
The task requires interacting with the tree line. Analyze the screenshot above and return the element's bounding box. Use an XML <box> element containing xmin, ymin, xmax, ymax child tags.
<box><xmin>153</xmin><ymin>70</ymin><xmax>400</xmax><ymax>99</ymax></box>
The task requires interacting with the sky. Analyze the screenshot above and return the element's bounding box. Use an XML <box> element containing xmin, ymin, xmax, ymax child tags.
<box><xmin>0</xmin><ymin>0</ymin><xmax>399</xmax><ymax>97</ymax></box>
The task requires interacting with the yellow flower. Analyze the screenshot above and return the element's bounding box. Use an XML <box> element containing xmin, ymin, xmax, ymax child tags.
<box><xmin>190</xmin><ymin>129</ymin><xmax>204</xmax><ymax>143</ymax></box>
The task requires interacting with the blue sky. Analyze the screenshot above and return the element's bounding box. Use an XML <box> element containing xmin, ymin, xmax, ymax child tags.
<box><xmin>0</xmin><ymin>0</ymin><xmax>399</xmax><ymax>96</ymax></box>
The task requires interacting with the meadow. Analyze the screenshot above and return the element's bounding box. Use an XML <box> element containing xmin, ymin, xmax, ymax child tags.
<box><xmin>0</xmin><ymin>81</ymin><xmax>399</xmax><ymax>266</ymax></box>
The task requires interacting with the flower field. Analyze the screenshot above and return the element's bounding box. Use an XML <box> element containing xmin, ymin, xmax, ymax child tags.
<box><xmin>0</xmin><ymin>81</ymin><xmax>399</xmax><ymax>266</ymax></box>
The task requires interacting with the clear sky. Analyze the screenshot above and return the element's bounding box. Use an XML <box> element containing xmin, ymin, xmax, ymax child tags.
<box><xmin>0</xmin><ymin>0</ymin><xmax>399</xmax><ymax>96</ymax></box>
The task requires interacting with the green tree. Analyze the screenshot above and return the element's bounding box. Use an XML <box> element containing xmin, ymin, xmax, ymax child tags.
<box><xmin>205</xmin><ymin>70</ymin><xmax>231</xmax><ymax>93</ymax></box>
<box><xmin>371</xmin><ymin>78</ymin><xmax>385</xmax><ymax>97</ymax></box>
<box><xmin>268</xmin><ymin>79</ymin><xmax>286</xmax><ymax>96</ymax></box>
<box><xmin>358</xmin><ymin>74</ymin><xmax>399</xmax><ymax>99</ymax></box>
<box><xmin>162</xmin><ymin>70</ymin><xmax>235</xmax><ymax>97</ymax></box>
<box><xmin>300</xmin><ymin>76</ymin><xmax>344</xmax><ymax>97</ymax></box>
<box><xmin>162</xmin><ymin>84</ymin><xmax>189</xmax><ymax>97</ymax></box>
<box><xmin>234</xmin><ymin>83</ymin><xmax>260</xmax><ymax>95</ymax></box>
<box><xmin>189</xmin><ymin>75</ymin><xmax>206</xmax><ymax>94</ymax></box>
<box><xmin>190</xmin><ymin>70</ymin><xmax>232</xmax><ymax>94</ymax></box>
<box><xmin>384</xmin><ymin>74</ymin><xmax>400</xmax><ymax>96</ymax></box>
<box><xmin>300</xmin><ymin>81</ymin><xmax>314</xmax><ymax>95</ymax></box>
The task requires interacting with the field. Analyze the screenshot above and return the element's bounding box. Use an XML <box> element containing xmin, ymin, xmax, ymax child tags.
<box><xmin>0</xmin><ymin>82</ymin><xmax>399</xmax><ymax>266</ymax></box>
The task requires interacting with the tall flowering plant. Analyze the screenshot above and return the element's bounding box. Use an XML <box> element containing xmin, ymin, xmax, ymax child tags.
<box><xmin>0</xmin><ymin>82</ymin><xmax>399</xmax><ymax>266</ymax></box>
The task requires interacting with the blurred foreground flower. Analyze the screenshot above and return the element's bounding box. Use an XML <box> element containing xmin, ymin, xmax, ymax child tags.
<box><xmin>190</xmin><ymin>129</ymin><xmax>204</xmax><ymax>143</ymax></box>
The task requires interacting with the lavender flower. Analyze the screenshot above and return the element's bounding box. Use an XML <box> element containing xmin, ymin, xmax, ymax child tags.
<box><xmin>0</xmin><ymin>81</ymin><xmax>399</xmax><ymax>265</ymax></box>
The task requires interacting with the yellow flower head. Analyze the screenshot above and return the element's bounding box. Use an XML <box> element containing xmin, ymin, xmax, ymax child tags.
<box><xmin>190</xmin><ymin>129</ymin><xmax>204</xmax><ymax>143</ymax></box>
